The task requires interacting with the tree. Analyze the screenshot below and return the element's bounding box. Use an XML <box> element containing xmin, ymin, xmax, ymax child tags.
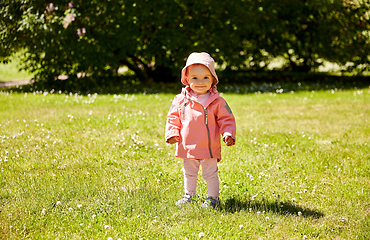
<box><xmin>252</xmin><ymin>0</ymin><xmax>370</xmax><ymax>73</ymax></box>
<box><xmin>1</xmin><ymin>0</ymin><xmax>369</xmax><ymax>90</ymax></box>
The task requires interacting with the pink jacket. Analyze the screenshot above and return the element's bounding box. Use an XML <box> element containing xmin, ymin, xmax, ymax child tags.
<box><xmin>165</xmin><ymin>86</ymin><xmax>236</xmax><ymax>161</ymax></box>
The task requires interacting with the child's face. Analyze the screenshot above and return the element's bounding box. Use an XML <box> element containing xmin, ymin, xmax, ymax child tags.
<box><xmin>187</xmin><ymin>65</ymin><xmax>214</xmax><ymax>95</ymax></box>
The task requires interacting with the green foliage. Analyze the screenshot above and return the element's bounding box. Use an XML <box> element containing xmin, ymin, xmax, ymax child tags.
<box><xmin>0</xmin><ymin>0</ymin><xmax>369</xmax><ymax>89</ymax></box>
<box><xmin>257</xmin><ymin>0</ymin><xmax>370</xmax><ymax>72</ymax></box>
<box><xmin>0</xmin><ymin>51</ymin><xmax>34</xmax><ymax>82</ymax></box>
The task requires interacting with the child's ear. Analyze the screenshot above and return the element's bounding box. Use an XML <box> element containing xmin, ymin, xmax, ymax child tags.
<box><xmin>212</xmin><ymin>77</ymin><xmax>217</xmax><ymax>86</ymax></box>
<box><xmin>184</xmin><ymin>76</ymin><xmax>189</xmax><ymax>85</ymax></box>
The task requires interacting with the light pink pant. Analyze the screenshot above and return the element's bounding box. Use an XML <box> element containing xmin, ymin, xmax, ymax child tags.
<box><xmin>183</xmin><ymin>158</ymin><xmax>219</xmax><ymax>199</ymax></box>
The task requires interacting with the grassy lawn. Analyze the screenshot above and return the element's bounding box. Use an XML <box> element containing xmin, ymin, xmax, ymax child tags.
<box><xmin>0</xmin><ymin>87</ymin><xmax>369</xmax><ymax>239</ymax></box>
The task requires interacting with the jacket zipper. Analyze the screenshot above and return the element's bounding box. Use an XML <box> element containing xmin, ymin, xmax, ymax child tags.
<box><xmin>185</xmin><ymin>98</ymin><xmax>214</xmax><ymax>159</ymax></box>
<box><xmin>203</xmin><ymin>107</ymin><xmax>213</xmax><ymax>159</ymax></box>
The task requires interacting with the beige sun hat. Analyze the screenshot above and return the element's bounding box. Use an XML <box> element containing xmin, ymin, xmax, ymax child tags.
<box><xmin>181</xmin><ymin>52</ymin><xmax>219</xmax><ymax>86</ymax></box>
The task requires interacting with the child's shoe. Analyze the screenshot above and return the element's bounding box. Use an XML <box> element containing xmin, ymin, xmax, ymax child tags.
<box><xmin>202</xmin><ymin>197</ymin><xmax>220</xmax><ymax>208</ymax></box>
<box><xmin>175</xmin><ymin>194</ymin><xmax>193</xmax><ymax>206</ymax></box>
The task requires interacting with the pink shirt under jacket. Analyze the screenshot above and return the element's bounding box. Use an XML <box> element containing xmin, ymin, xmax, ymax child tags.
<box><xmin>165</xmin><ymin>86</ymin><xmax>236</xmax><ymax>161</ymax></box>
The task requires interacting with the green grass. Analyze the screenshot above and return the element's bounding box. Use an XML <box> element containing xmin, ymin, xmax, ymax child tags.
<box><xmin>0</xmin><ymin>53</ymin><xmax>34</xmax><ymax>82</ymax></box>
<box><xmin>0</xmin><ymin>88</ymin><xmax>369</xmax><ymax>239</ymax></box>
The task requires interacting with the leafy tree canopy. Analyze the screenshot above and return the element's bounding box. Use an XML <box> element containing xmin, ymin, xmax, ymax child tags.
<box><xmin>1</xmin><ymin>0</ymin><xmax>369</xmax><ymax>89</ymax></box>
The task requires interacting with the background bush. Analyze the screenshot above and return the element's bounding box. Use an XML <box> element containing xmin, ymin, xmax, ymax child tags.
<box><xmin>1</xmin><ymin>0</ymin><xmax>369</xmax><ymax>90</ymax></box>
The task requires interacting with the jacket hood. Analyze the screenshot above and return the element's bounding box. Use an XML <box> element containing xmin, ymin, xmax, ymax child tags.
<box><xmin>181</xmin><ymin>86</ymin><xmax>219</xmax><ymax>107</ymax></box>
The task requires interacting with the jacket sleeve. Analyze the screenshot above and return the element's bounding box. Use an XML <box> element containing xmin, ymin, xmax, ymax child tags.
<box><xmin>165</xmin><ymin>96</ymin><xmax>181</xmax><ymax>142</ymax></box>
<box><xmin>216</xmin><ymin>98</ymin><xmax>236</xmax><ymax>139</ymax></box>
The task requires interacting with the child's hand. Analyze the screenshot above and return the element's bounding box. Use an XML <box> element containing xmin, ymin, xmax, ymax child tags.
<box><xmin>224</xmin><ymin>135</ymin><xmax>235</xmax><ymax>146</ymax></box>
<box><xmin>167</xmin><ymin>136</ymin><xmax>179</xmax><ymax>144</ymax></box>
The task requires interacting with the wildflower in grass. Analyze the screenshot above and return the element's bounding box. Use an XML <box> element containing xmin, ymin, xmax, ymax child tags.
<box><xmin>41</xmin><ymin>208</ymin><xmax>46</xmax><ymax>215</ymax></box>
<box><xmin>303</xmin><ymin>235</ymin><xmax>308</xmax><ymax>239</ymax></box>
<box><xmin>104</xmin><ymin>225</ymin><xmax>111</xmax><ymax>230</ymax></box>
<box><xmin>199</xmin><ymin>232</ymin><xmax>205</xmax><ymax>238</ymax></box>
<box><xmin>251</xmin><ymin>193</ymin><xmax>258</xmax><ymax>200</ymax></box>
<box><xmin>298</xmin><ymin>211</ymin><xmax>302</xmax><ymax>216</ymax></box>
<box><xmin>239</xmin><ymin>224</ymin><xmax>244</xmax><ymax>229</ymax></box>
<box><xmin>69</xmin><ymin>207</ymin><xmax>73</xmax><ymax>211</ymax></box>
<box><xmin>92</xmin><ymin>214</ymin><xmax>96</xmax><ymax>219</ymax></box>
<box><xmin>56</xmin><ymin>201</ymin><xmax>62</xmax><ymax>206</ymax></box>
<box><xmin>77</xmin><ymin>204</ymin><xmax>82</xmax><ymax>209</ymax></box>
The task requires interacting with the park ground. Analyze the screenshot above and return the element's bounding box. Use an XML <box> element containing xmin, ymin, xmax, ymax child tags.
<box><xmin>0</xmin><ymin>83</ymin><xmax>369</xmax><ymax>239</ymax></box>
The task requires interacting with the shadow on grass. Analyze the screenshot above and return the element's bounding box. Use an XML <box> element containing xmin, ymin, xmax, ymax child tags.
<box><xmin>221</xmin><ymin>197</ymin><xmax>324</xmax><ymax>219</ymax></box>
